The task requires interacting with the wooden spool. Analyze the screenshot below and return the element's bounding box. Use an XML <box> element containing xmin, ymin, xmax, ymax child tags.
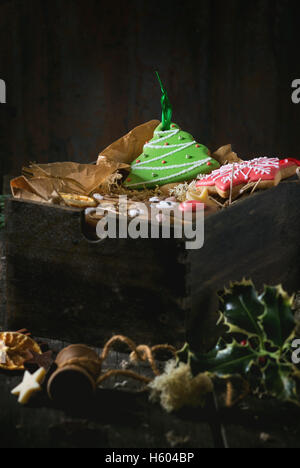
<box><xmin>47</xmin><ymin>344</ymin><xmax>101</xmax><ymax>405</ymax></box>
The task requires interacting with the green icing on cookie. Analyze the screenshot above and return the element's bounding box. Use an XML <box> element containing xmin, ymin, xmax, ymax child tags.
<box><xmin>123</xmin><ymin>122</ymin><xmax>220</xmax><ymax>189</ymax></box>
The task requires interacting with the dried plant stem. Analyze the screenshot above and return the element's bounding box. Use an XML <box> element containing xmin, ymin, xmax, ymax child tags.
<box><xmin>208</xmin><ymin>196</ymin><xmax>225</xmax><ymax>208</ymax></box>
<box><xmin>250</xmin><ymin>178</ymin><xmax>262</xmax><ymax>195</ymax></box>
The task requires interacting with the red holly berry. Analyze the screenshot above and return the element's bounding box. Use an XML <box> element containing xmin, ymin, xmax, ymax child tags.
<box><xmin>240</xmin><ymin>340</ymin><xmax>247</xmax><ymax>347</ymax></box>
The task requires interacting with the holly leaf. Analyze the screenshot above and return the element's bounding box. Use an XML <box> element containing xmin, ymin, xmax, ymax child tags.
<box><xmin>190</xmin><ymin>341</ymin><xmax>258</xmax><ymax>379</ymax></box>
<box><xmin>219</xmin><ymin>280</ymin><xmax>265</xmax><ymax>338</ymax></box>
<box><xmin>260</xmin><ymin>286</ymin><xmax>295</xmax><ymax>349</ymax></box>
<box><xmin>262</xmin><ymin>359</ymin><xmax>299</xmax><ymax>404</ymax></box>
<box><xmin>182</xmin><ymin>281</ymin><xmax>299</xmax><ymax>406</ymax></box>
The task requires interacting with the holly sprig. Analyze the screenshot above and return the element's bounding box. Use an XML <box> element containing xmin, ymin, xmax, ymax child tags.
<box><xmin>178</xmin><ymin>280</ymin><xmax>300</xmax><ymax>405</ymax></box>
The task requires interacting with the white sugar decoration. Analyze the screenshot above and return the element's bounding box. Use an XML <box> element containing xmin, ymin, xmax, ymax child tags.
<box><xmin>126</xmin><ymin>125</ymin><xmax>214</xmax><ymax>188</ymax></box>
<box><xmin>133</xmin><ymin>128</ymin><xmax>197</xmax><ymax>167</ymax></box>
<box><xmin>128</xmin><ymin>208</ymin><xmax>145</xmax><ymax>217</ymax></box>
<box><xmin>127</xmin><ymin>161</ymin><xmax>212</xmax><ymax>187</ymax></box>
<box><xmin>149</xmin><ymin>197</ymin><xmax>161</xmax><ymax>203</ymax></box>
<box><xmin>155</xmin><ymin>201</ymin><xmax>177</xmax><ymax>210</ymax></box>
<box><xmin>132</xmin><ymin>158</ymin><xmax>211</xmax><ymax>172</ymax></box>
<box><xmin>93</xmin><ymin>193</ymin><xmax>104</xmax><ymax>201</ymax></box>
<box><xmin>198</xmin><ymin>158</ymin><xmax>280</xmax><ymax>185</ymax></box>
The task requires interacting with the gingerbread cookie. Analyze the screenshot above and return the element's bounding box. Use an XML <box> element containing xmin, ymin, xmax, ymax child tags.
<box><xmin>123</xmin><ymin>122</ymin><xmax>220</xmax><ymax>189</ymax></box>
<box><xmin>196</xmin><ymin>157</ymin><xmax>300</xmax><ymax>199</ymax></box>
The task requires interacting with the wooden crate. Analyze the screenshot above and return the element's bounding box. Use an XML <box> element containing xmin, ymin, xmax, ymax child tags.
<box><xmin>5</xmin><ymin>198</ymin><xmax>188</xmax><ymax>347</ymax></box>
<box><xmin>5</xmin><ymin>181</ymin><xmax>300</xmax><ymax>347</ymax></box>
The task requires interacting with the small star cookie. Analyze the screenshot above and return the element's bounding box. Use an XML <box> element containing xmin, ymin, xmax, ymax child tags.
<box><xmin>11</xmin><ymin>368</ymin><xmax>46</xmax><ymax>405</ymax></box>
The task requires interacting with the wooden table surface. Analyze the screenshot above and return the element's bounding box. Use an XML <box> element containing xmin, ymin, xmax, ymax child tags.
<box><xmin>1</xmin><ymin>233</ymin><xmax>300</xmax><ymax>448</ymax></box>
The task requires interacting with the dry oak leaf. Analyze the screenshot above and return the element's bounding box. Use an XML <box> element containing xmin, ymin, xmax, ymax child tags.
<box><xmin>0</xmin><ymin>332</ymin><xmax>42</xmax><ymax>371</ymax></box>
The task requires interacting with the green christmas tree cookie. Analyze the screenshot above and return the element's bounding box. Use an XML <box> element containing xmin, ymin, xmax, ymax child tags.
<box><xmin>124</xmin><ymin>72</ymin><xmax>219</xmax><ymax>189</ymax></box>
<box><xmin>123</xmin><ymin>122</ymin><xmax>220</xmax><ymax>189</ymax></box>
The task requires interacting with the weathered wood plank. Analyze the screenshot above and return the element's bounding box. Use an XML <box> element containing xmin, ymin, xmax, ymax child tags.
<box><xmin>219</xmin><ymin>397</ymin><xmax>300</xmax><ymax>448</ymax></box>
<box><xmin>6</xmin><ymin>180</ymin><xmax>300</xmax><ymax>350</ymax></box>
<box><xmin>1</xmin><ymin>0</ymin><xmax>300</xmax><ymax>175</ymax></box>
<box><xmin>5</xmin><ymin>198</ymin><xmax>187</xmax><ymax>347</ymax></box>
<box><xmin>0</xmin><ymin>338</ymin><xmax>214</xmax><ymax>449</ymax></box>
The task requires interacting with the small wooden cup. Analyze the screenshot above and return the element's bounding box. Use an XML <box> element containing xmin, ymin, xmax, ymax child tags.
<box><xmin>47</xmin><ymin>344</ymin><xmax>100</xmax><ymax>405</ymax></box>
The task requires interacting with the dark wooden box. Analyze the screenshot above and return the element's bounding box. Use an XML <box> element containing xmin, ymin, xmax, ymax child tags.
<box><xmin>5</xmin><ymin>181</ymin><xmax>300</xmax><ymax>348</ymax></box>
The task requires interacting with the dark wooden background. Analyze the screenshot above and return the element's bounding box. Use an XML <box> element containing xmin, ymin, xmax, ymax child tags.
<box><xmin>1</xmin><ymin>0</ymin><xmax>300</xmax><ymax>181</ymax></box>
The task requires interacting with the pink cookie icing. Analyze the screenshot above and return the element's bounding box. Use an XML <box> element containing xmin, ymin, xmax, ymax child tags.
<box><xmin>196</xmin><ymin>157</ymin><xmax>297</xmax><ymax>193</ymax></box>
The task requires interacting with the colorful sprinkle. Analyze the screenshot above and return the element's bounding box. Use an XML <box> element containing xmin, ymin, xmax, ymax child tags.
<box><xmin>162</xmin><ymin>160</ymin><xmax>167</xmax><ymax>164</ymax></box>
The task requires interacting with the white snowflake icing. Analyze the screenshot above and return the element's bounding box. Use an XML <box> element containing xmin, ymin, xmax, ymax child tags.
<box><xmin>198</xmin><ymin>158</ymin><xmax>280</xmax><ymax>185</ymax></box>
